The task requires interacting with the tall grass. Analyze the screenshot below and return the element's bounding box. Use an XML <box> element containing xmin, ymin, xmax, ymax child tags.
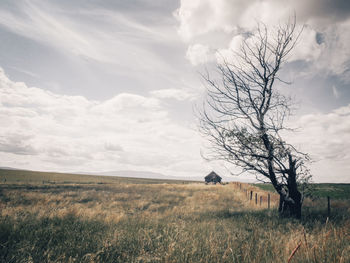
<box><xmin>0</xmin><ymin>181</ymin><xmax>349</xmax><ymax>262</ymax></box>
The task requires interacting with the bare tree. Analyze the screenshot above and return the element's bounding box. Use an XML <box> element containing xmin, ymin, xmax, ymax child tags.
<box><xmin>199</xmin><ymin>18</ymin><xmax>310</xmax><ymax>219</ymax></box>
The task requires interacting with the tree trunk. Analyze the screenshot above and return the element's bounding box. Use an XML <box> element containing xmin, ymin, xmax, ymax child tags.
<box><xmin>277</xmin><ymin>156</ymin><xmax>303</xmax><ymax>219</ymax></box>
<box><xmin>278</xmin><ymin>191</ymin><xmax>302</xmax><ymax>219</ymax></box>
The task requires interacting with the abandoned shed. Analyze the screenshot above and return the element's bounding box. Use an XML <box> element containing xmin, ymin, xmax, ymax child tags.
<box><xmin>204</xmin><ymin>171</ymin><xmax>222</xmax><ymax>184</ymax></box>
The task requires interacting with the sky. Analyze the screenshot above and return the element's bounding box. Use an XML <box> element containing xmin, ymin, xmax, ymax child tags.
<box><xmin>0</xmin><ymin>0</ymin><xmax>349</xmax><ymax>182</ymax></box>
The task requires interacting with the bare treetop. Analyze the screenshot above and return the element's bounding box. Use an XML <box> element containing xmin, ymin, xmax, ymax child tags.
<box><xmin>199</xmin><ymin>17</ymin><xmax>310</xmax><ymax>219</ymax></box>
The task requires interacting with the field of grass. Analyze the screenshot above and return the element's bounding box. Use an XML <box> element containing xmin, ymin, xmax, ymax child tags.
<box><xmin>0</xmin><ymin>170</ymin><xmax>349</xmax><ymax>262</ymax></box>
<box><xmin>255</xmin><ymin>183</ymin><xmax>350</xmax><ymax>200</ymax></box>
<box><xmin>0</xmin><ymin>169</ymin><xmax>197</xmax><ymax>185</ymax></box>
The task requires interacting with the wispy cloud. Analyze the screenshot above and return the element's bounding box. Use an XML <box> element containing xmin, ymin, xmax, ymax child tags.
<box><xmin>0</xmin><ymin>0</ymin><xmax>200</xmax><ymax>106</ymax></box>
<box><xmin>0</xmin><ymin>1</ymin><xmax>100</xmax><ymax>59</ymax></box>
<box><xmin>332</xmin><ymin>85</ymin><xmax>339</xmax><ymax>99</ymax></box>
<box><xmin>0</xmin><ymin>1</ymin><xmax>174</xmax><ymax>72</ymax></box>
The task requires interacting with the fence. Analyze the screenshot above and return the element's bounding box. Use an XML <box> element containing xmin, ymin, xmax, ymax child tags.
<box><xmin>231</xmin><ymin>182</ymin><xmax>275</xmax><ymax>209</ymax></box>
<box><xmin>231</xmin><ymin>182</ymin><xmax>332</xmax><ymax>215</ymax></box>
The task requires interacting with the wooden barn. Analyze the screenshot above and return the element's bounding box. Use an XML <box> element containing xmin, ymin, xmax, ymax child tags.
<box><xmin>204</xmin><ymin>171</ymin><xmax>222</xmax><ymax>184</ymax></box>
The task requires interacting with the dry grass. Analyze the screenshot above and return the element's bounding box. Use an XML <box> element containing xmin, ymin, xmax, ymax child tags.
<box><xmin>0</xmin><ymin>178</ymin><xmax>349</xmax><ymax>262</ymax></box>
<box><xmin>0</xmin><ymin>169</ymin><xmax>196</xmax><ymax>185</ymax></box>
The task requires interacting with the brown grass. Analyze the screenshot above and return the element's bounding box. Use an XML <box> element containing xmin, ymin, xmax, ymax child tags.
<box><xmin>0</xmin><ymin>178</ymin><xmax>349</xmax><ymax>262</ymax></box>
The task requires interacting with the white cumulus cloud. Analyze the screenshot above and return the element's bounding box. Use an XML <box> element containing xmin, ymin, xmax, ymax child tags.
<box><xmin>186</xmin><ymin>44</ymin><xmax>212</xmax><ymax>66</ymax></box>
<box><xmin>176</xmin><ymin>0</ymin><xmax>350</xmax><ymax>81</ymax></box>
<box><xmin>0</xmin><ymin>68</ymin><xmax>206</xmax><ymax>177</ymax></box>
<box><xmin>150</xmin><ymin>88</ymin><xmax>196</xmax><ymax>101</ymax></box>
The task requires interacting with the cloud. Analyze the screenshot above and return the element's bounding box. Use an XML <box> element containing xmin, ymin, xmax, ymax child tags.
<box><xmin>1</xmin><ymin>67</ymin><xmax>348</xmax><ymax>181</ymax></box>
<box><xmin>175</xmin><ymin>0</ymin><xmax>249</xmax><ymax>41</ymax></box>
<box><xmin>215</xmin><ymin>25</ymin><xmax>323</xmax><ymax>66</ymax></box>
<box><xmin>186</xmin><ymin>44</ymin><xmax>212</xmax><ymax>66</ymax></box>
<box><xmin>175</xmin><ymin>0</ymin><xmax>350</xmax><ymax>39</ymax></box>
<box><xmin>174</xmin><ymin>0</ymin><xmax>350</xmax><ymax>182</ymax></box>
<box><xmin>285</xmin><ymin>106</ymin><xmax>350</xmax><ymax>182</ymax></box>
<box><xmin>104</xmin><ymin>143</ymin><xmax>124</xmax><ymax>152</ymax></box>
<box><xmin>0</xmin><ymin>67</ymin><xmax>204</xmax><ymax>176</ymax></box>
<box><xmin>0</xmin><ymin>2</ymin><xmax>101</xmax><ymax>60</ymax></box>
<box><xmin>315</xmin><ymin>19</ymin><xmax>350</xmax><ymax>81</ymax></box>
<box><xmin>176</xmin><ymin>0</ymin><xmax>350</xmax><ymax>81</ymax></box>
<box><xmin>293</xmin><ymin>0</ymin><xmax>350</xmax><ymax>26</ymax></box>
<box><xmin>0</xmin><ymin>0</ymin><xmax>203</xmax><ymax>110</ymax></box>
<box><xmin>150</xmin><ymin>88</ymin><xmax>196</xmax><ymax>101</ymax></box>
<box><xmin>289</xmin><ymin>26</ymin><xmax>324</xmax><ymax>62</ymax></box>
<box><xmin>332</xmin><ymin>86</ymin><xmax>339</xmax><ymax>99</ymax></box>
<box><xmin>0</xmin><ymin>133</ymin><xmax>38</xmax><ymax>156</ymax></box>
<box><xmin>215</xmin><ymin>35</ymin><xmax>244</xmax><ymax>64</ymax></box>
<box><xmin>173</xmin><ymin>0</ymin><xmax>350</xmax><ymax>182</ymax></box>
<box><xmin>0</xmin><ymin>1</ymin><xmax>172</xmax><ymax>72</ymax></box>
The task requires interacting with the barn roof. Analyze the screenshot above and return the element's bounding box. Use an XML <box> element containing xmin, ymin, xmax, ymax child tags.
<box><xmin>205</xmin><ymin>171</ymin><xmax>222</xmax><ymax>180</ymax></box>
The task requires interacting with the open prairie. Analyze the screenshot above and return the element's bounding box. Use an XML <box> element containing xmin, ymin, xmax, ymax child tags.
<box><xmin>0</xmin><ymin>169</ymin><xmax>349</xmax><ymax>262</ymax></box>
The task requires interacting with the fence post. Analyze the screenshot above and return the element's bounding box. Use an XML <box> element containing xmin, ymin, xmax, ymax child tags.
<box><xmin>268</xmin><ymin>194</ymin><xmax>270</xmax><ymax>209</ymax></box>
<box><xmin>250</xmin><ymin>191</ymin><xmax>253</xmax><ymax>200</ymax></box>
<box><xmin>327</xmin><ymin>196</ymin><xmax>331</xmax><ymax>217</ymax></box>
<box><xmin>255</xmin><ymin>193</ymin><xmax>258</xmax><ymax>205</ymax></box>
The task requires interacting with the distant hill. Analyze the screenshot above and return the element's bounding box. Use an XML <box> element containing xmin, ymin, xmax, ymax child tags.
<box><xmin>0</xmin><ymin>168</ymin><xmax>199</xmax><ymax>185</ymax></box>
<box><xmin>92</xmin><ymin>170</ymin><xmax>203</xmax><ymax>181</ymax></box>
<box><xmin>0</xmin><ymin>166</ymin><xmax>22</xmax><ymax>170</ymax></box>
<box><xmin>94</xmin><ymin>170</ymin><xmax>169</xmax><ymax>179</ymax></box>
<box><xmin>0</xmin><ymin>167</ymin><xmax>254</xmax><ymax>183</ymax></box>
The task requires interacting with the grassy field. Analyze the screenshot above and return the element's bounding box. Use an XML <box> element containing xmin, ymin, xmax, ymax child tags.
<box><xmin>256</xmin><ymin>183</ymin><xmax>350</xmax><ymax>200</ymax></box>
<box><xmin>0</xmin><ymin>170</ymin><xmax>349</xmax><ymax>262</ymax></box>
<box><xmin>0</xmin><ymin>169</ymin><xmax>198</xmax><ymax>185</ymax></box>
